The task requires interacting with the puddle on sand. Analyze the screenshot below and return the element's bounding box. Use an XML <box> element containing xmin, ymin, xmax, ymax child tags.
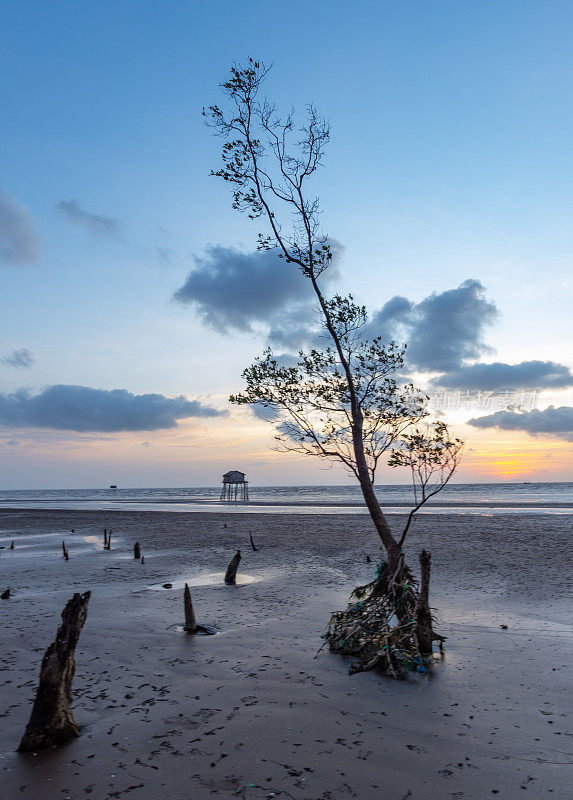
<box><xmin>149</xmin><ymin>572</ymin><xmax>259</xmax><ymax>591</ymax></box>
<box><xmin>167</xmin><ymin>623</ymin><xmax>220</xmax><ymax>635</ymax></box>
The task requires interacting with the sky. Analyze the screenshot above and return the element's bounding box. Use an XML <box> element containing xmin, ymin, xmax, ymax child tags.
<box><xmin>1</xmin><ymin>0</ymin><xmax>572</xmax><ymax>488</ymax></box>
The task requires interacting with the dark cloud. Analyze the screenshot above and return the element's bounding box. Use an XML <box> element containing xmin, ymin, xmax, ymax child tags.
<box><xmin>1</xmin><ymin>348</ymin><xmax>35</xmax><ymax>368</ymax></box>
<box><xmin>0</xmin><ymin>190</ymin><xmax>40</xmax><ymax>265</ymax></box>
<box><xmin>174</xmin><ymin>243</ymin><xmax>342</xmax><ymax>340</ymax></box>
<box><xmin>433</xmin><ymin>360</ymin><xmax>573</xmax><ymax>391</ymax></box>
<box><xmin>267</xmin><ymin>304</ymin><xmax>322</xmax><ymax>350</ymax></box>
<box><xmin>367</xmin><ymin>280</ymin><xmax>498</xmax><ymax>372</ymax></box>
<box><xmin>56</xmin><ymin>199</ymin><xmax>122</xmax><ymax>238</ymax></box>
<box><xmin>365</xmin><ymin>295</ymin><xmax>413</xmax><ymax>343</ymax></box>
<box><xmin>0</xmin><ymin>385</ymin><xmax>224</xmax><ymax>433</ymax></box>
<box><xmin>468</xmin><ymin>406</ymin><xmax>573</xmax><ymax>441</ymax></box>
<box><xmin>174</xmin><ymin>246</ymin><xmax>317</xmax><ymax>334</ymax></box>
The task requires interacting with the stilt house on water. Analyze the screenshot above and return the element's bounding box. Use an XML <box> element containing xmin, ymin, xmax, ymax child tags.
<box><xmin>220</xmin><ymin>470</ymin><xmax>249</xmax><ymax>502</ymax></box>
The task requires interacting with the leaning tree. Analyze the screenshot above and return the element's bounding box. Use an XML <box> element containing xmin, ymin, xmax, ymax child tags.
<box><xmin>205</xmin><ymin>60</ymin><xmax>463</xmax><ymax>677</ymax></box>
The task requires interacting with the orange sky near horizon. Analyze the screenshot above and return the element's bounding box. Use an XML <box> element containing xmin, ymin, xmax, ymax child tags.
<box><xmin>3</xmin><ymin>408</ymin><xmax>571</xmax><ymax>488</ymax></box>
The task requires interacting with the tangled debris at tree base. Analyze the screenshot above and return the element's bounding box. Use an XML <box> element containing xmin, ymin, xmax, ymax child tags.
<box><xmin>324</xmin><ymin>555</ymin><xmax>444</xmax><ymax>679</ymax></box>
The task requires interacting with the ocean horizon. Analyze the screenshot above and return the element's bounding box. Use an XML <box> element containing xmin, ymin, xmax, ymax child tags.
<box><xmin>1</xmin><ymin>481</ymin><xmax>572</xmax><ymax>515</ymax></box>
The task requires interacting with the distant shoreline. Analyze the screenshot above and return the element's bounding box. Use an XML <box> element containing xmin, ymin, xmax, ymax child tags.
<box><xmin>1</xmin><ymin>500</ymin><xmax>572</xmax><ymax>516</ymax></box>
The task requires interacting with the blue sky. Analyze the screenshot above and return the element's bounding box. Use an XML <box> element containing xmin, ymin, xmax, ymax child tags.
<box><xmin>1</xmin><ymin>1</ymin><xmax>572</xmax><ymax>487</ymax></box>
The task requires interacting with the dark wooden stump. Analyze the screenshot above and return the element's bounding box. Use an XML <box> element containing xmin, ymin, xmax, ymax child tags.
<box><xmin>18</xmin><ymin>591</ymin><xmax>91</xmax><ymax>752</ymax></box>
<box><xmin>184</xmin><ymin>583</ymin><xmax>197</xmax><ymax>633</ymax></box>
<box><xmin>106</xmin><ymin>530</ymin><xmax>112</xmax><ymax>550</ymax></box>
<box><xmin>249</xmin><ymin>533</ymin><xmax>258</xmax><ymax>552</ymax></box>
<box><xmin>224</xmin><ymin>550</ymin><xmax>241</xmax><ymax>585</ymax></box>
<box><xmin>1</xmin><ymin>587</ymin><xmax>10</xmax><ymax>600</ymax></box>
<box><xmin>416</xmin><ymin>550</ymin><xmax>433</xmax><ymax>655</ymax></box>
<box><xmin>10</xmin><ymin>541</ymin><xmax>14</xmax><ymax>550</ymax></box>
<box><xmin>134</xmin><ymin>542</ymin><xmax>141</xmax><ymax>559</ymax></box>
<box><xmin>103</xmin><ymin>530</ymin><xmax>108</xmax><ymax>549</ymax></box>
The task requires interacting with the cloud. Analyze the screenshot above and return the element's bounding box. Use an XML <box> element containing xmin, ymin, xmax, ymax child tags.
<box><xmin>174</xmin><ymin>243</ymin><xmax>342</xmax><ymax>340</ymax></box>
<box><xmin>433</xmin><ymin>360</ymin><xmax>573</xmax><ymax>391</ymax></box>
<box><xmin>56</xmin><ymin>199</ymin><xmax>122</xmax><ymax>238</ymax></box>
<box><xmin>4</xmin><ymin>439</ymin><xmax>21</xmax><ymax>447</ymax></box>
<box><xmin>367</xmin><ymin>280</ymin><xmax>498</xmax><ymax>371</ymax></box>
<box><xmin>174</xmin><ymin>246</ymin><xmax>316</xmax><ymax>334</ymax></box>
<box><xmin>0</xmin><ymin>348</ymin><xmax>35</xmax><ymax>368</ymax></box>
<box><xmin>0</xmin><ymin>190</ymin><xmax>40</xmax><ymax>265</ymax></box>
<box><xmin>0</xmin><ymin>385</ymin><xmax>224</xmax><ymax>432</ymax></box>
<box><xmin>468</xmin><ymin>406</ymin><xmax>573</xmax><ymax>441</ymax></box>
<box><xmin>267</xmin><ymin>304</ymin><xmax>323</xmax><ymax>350</ymax></box>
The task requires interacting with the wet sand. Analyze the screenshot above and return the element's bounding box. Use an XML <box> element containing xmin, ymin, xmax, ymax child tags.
<box><xmin>0</xmin><ymin>509</ymin><xmax>571</xmax><ymax>799</ymax></box>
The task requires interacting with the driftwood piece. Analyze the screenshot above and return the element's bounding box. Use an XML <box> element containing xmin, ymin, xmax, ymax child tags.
<box><xmin>416</xmin><ymin>550</ymin><xmax>433</xmax><ymax>655</ymax></box>
<box><xmin>224</xmin><ymin>550</ymin><xmax>241</xmax><ymax>585</ymax></box>
<box><xmin>249</xmin><ymin>532</ymin><xmax>258</xmax><ymax>552</ymax></box>
<box><xmin>1</xmin><ymin>587</ymin><xmax>10</xmax><ymax>600</ymax></box>
<box><xmin>134</xmin><ymin>542</ymin><xmax>141</xmax><ymax>559</ymax></box>
<box><xmin>18</xmin><ymin>591</ymin><xmax>91</xmax><ymax>752</ymax></box>
<box><xmin>183</xmin><ymin>583</ymin><xmax>197</xmax><ymax>633</ymax></box>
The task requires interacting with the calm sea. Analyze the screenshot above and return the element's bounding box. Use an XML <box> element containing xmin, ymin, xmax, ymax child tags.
<box><xmin>0</xmin><ymin>483</ymin><xmax>572</xmax><ymax>515</ymax></box>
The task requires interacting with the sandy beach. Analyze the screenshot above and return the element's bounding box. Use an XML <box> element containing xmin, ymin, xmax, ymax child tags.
<box><xmin>0</xmin><ymin>508</ymin><xmax>571</xmax><ymax>800</ymax></box>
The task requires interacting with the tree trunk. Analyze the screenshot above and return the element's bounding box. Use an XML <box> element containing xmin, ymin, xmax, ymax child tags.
<box><xmin>18</xmin><ymin>591</ymin><xmax>91</xmax><ymax>752</ymax></box>
<box><xmin>416</xmin><ymin>550</ymin><xmax>433</xmax><ymax>655</ymax></box>
<box><xmin>183</xmin><ymin>583</ymin><xmax>197</xmax><ymax>633</ymax></box>
<box><xmin>357</xmin><ymin>474</ymin><xmax>400</xmax><ymax>563</ymax></box>
<box><xmin>224</xmin><ymin>550</ymin><xmax>241</xmax><ymax>585</ymax></box>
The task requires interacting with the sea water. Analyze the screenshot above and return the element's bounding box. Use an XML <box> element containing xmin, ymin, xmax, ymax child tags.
<box><xmin>0</xmin><ymin>482</ymin><xmax>571</xmax><ymax>514</ymax></box>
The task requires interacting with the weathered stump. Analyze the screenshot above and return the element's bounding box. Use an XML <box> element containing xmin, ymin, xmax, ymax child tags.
<box><xmin>416</xmin><ymin>550</ymin><xmax>433</xmax><ymax>655</ymax></box>
<box><xmin>18</xmin><ymin>591</ymin><xmax>91</xmax><ymax>752</ymax></box>
<box><xmin>249</xmin><ymin>533</ymin><xmax>258</xmax><ymax>552</ymax></box>
<box><xmin>1</xmin><ymin>587</ymin><xmax>10</xmax><ymax>600</ymax></box>
<box><xmin>106</xmin><ymin>530</ymin><xmax>112</xmax><ymax>550</ymax></box>
<box><xmin>10</xmin><ymin>541</ymin><xmax>15</xmax><ymax>550</ymax></box>
<box><xmin>183</xmin><ymin>583</ymin><xmax>197</xmax><ymax>633</ymax></box>
<box><xmin>103</xmin><ymin>530</ymin><xmax>108</xmax><ymax>549</ymax></box>
<box><xmin>134</xmin><ymin>542</ymin><xmax>141</xmax><ymax>559</ymax></box>
<box><xmin>224</xmin><ymin>550</ymin><xmax>241</xmax><ymax>585</ymax></box>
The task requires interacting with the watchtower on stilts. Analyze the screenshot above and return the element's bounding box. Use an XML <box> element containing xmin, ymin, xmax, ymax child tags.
<box><xmin>220</xmin><ymin>470</ymin><xmax>249</xmax><ymax>502</ymax></box>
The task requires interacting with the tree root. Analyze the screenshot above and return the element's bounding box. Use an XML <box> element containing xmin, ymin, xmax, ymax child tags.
<box><xmin>324</xmin><ymin>558</ymin><xmax>443</xmax><ymax>679</ymax></box>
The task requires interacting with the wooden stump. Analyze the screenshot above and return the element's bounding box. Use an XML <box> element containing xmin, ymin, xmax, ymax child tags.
<box><xmin>18</xmin><ymin>591</ymin><xmax>91</xmax><ymax>752</ymax></box>
<box><xmin>249</xmin><ymin>533</ymin><xmax>258</xmax><ymax>552</ymax></box>
<box><xmin>1</xmin><ymin>587</ymin><xmax>10</xmax><ymax>600</ymax></box>
<box><xmin>106</xmin><ymin>530</ymin><xmax>112</xmax><ymax>550</ymax></box>
<box><xmin>416</xmin><ymin>550</ymin><xmax>433</xmax><ymax>655</ymax></box>
<box><xmin>134</xmin><ymin>542</ymin><xmax>141</xmax><ymax>559</ymax></box>
<box><xmin>224</xmin><ymin>550</ymin><xmax>241</xmax><ymax>585</ymax></box>
<box><xmin>183</xmin><ymin>583</ymin><xmax>197</xmax><ymax>633</ymax></box>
